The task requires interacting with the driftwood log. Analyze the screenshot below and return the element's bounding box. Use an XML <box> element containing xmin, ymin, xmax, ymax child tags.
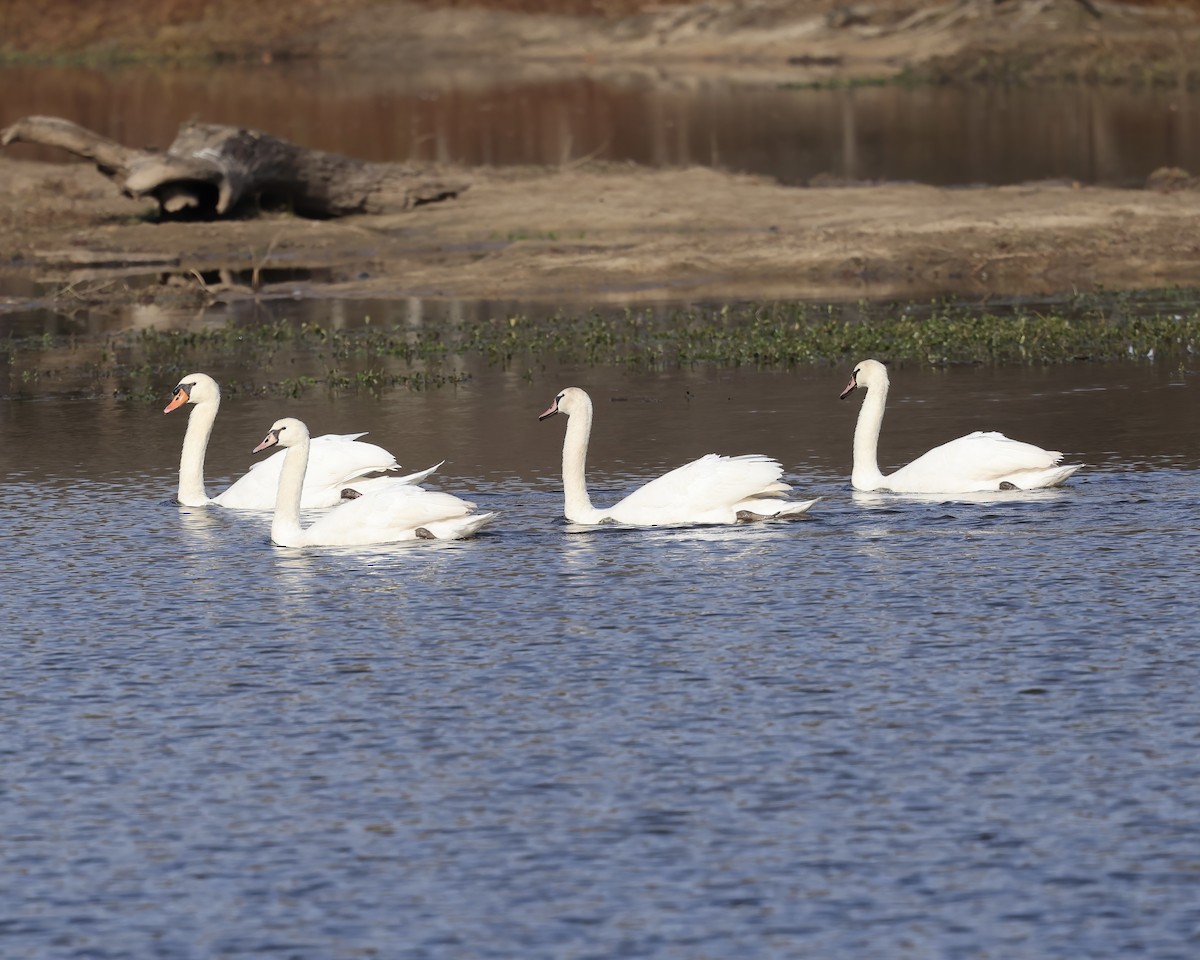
<box><xmin>0</xmin><ymin>115</ymin><xmax>468</xmax><ymax>219</ymax></box>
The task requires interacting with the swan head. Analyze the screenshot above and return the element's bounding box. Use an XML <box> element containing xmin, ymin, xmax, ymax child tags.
<box><xmin>253</xmin><ymin>417</ymin><xmax>309</xmax><ymax>454</ymax></box>
<box><xmin>839</xmin><ymin>359</ymin><xmax>889</xmax><ymax>400</ymax></box>
<box><xmin>164</xmin><ymin>372</ymin><xmax>219</xmax><ymax>414</ymax></box>
<box><xmin>538</xmin><ymin>386</ymin><xmax>592</xmax><ymax>421</ymax></box>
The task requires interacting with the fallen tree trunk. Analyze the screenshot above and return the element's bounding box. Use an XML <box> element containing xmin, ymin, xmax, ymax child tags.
<box><xmin>1</xmin><ymin>115</ymin><xmax>468</xmax><ymax>219</ymax></box>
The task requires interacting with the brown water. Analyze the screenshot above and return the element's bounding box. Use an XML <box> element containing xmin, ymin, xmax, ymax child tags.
<box><xmin>2</xmin><ymin>62</ymin><xmax>1198</xmax><ymax>185</ymax></box>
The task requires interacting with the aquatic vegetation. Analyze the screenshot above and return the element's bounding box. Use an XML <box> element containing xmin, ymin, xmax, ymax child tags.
<box><xmin>460</xmin><ymin>291</ymin><xmax>1200</xmax><ymax>368</ymax></box>
<box><xmin>4</xmin><ymin>288</ymin><xmax>1199</xmax><ymax>399</ymax></box>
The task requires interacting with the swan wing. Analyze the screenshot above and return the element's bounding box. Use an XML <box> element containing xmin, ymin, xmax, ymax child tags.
<box><xmin>299</xmin><ymin>433</ymin><xmax>401</xmax><ymax>486</ymax></box>
<box><xmin>609</xmin><ymin>454</ymin><xmax>785</xmax><ymax>524</ymax></box>
<box><xmin>303</xmin><ymin>485</ymin><xmax>481</xmax><ymax>545</ymax></box>
<box><xmin>887</xmin><ymin>431</ymin><xmax>1069</xmax><ymax>492</ymax></box>
<box><xmin>339</xmin><ymin>462</ymin><xmax>443</xmax><ymax>498</ymax></box>
<box><xmin>216</xmin><ymin>433</ymin><xmax>402</xmax><ymax>509</ymax></box>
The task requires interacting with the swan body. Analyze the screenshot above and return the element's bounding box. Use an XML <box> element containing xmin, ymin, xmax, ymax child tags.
<box><xmin>839</xmin><ymin>359</ymin><xmax>1082</xmax><ymax>494</ymax></box>
<box><xmin>253</xmin><ymin>418</ymin><xmax>495</xmax><ymax>547</ymax></box>
<box><xmin>165</xmin><ymin>373</ymin><xmax>436</xmax><ymax>508</ymax></box>
<box><xmin>539</xmin><ymin>386</ymin><xmax>819</xmax><ymax>526</ymax></box>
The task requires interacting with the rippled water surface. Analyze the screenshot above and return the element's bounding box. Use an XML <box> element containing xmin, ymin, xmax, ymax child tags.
<box><xmin>2</xmin><ymin>362</ymin><xmax>1199</xmax><ymax>958</ymax></box>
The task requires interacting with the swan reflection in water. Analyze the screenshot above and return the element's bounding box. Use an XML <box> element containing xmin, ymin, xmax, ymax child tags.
<box><xmin>560</xmin><ymin>515</ymin><xmax>818</xmax><ymax>539</ymax></box>
<box><xmin>850</xmin><ymin>487</ymin><xmax>1075</xmax><ymax>508</ymax></box>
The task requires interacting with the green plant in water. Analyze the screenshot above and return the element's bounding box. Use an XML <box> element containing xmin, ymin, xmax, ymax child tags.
<box><xmin>6</xmin><ymin>289</ymin><xmax>1200</xmax><ymax>400</ymax></box>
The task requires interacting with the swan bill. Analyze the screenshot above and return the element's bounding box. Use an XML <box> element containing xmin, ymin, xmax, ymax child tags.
<box><xmin>163</xmin><ymin>384</ymin><xmax>192</xmax><ymax>414</ymax></box>
<box><xmin>838</xmin><ymin>371</ymin><xmax>859</xmax><ymax>400</ymax></box>
<box><xmin>252</xmin><ymin>429</ymin><xmax>282</xmax><ymax>454</ymax></box>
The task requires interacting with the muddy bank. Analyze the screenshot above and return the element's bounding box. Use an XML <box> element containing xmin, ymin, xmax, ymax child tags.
<box><xmin>2</xmin><ymin>157</ymin><xmax>1199</xmax><ymax>314</ymax></box>
<box><xmin>3</xmin><ymin>0</ymin><xmax>1200</xmax><ymax>319</ymax></box>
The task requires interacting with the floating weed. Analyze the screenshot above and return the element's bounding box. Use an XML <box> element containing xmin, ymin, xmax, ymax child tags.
<box><xmin>280</xmin><ymin>376</ymin><xmax>318</xmax><ymax>398</ymax></box>
<box><xmin>5</xmin><ymin>290</ymin><xmax>1200</xmax><ymax>398</ymax></box>
<box><xmin>458</xmin><ymin>298</ymin><xmax>1200</xmax><ymax>368</ymax></box>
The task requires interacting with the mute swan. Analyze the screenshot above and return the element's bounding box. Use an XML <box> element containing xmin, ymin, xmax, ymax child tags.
<box><xmin>165</xmin><ymin>372</ymin><xmax>437</xmax><ymax>508</ymax></box>
<box><xmin>839</xmin><ymin>359</ymin><xmax>1082</xmax><ymax>493</ymax></box>
<box><xmin>252</xmin><ymin>418</ymin><xmax>496</xmax><ymax>546</ymax></box>
<box><xmin>538</xmin><ymin>386</ymin><xmax>819</xmax><ymax>525</ymax></box>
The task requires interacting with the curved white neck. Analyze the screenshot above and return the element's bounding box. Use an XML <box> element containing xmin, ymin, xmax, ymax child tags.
<box><xmin>851</xmin><ymin>380</ymin><xmax>889</xmax><ymax>491</ymax></box>
<box><xmin>271</xmin><ymin>436</ymin><xmax>310</xmax><ymax>547</ymax></box>
<box><xmin>560</xmin><ymin>402</ymin><xmax>606</xmax><ymax>524</ymax></box>
<box><xmin>178</xmin><ymin>397</ymin><xmax>219</xmax><ymax>506</ymax></box>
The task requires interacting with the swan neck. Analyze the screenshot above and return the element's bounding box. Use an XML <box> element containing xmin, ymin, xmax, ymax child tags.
<box><xmin>852</xmin><ymin>380</ymin><xmax>889</xmax><ymax>491</ymax></box>
<box><xmin>561</xmin><ymin>403</ymin><xmax>600</xmax><ymax>523</ymax></box>
<box><xmin>177</xmin><ymin>397</ymin><xmax>218</xmax><ymax>505</ymax></box>
<box><xmin>271</xmin><ymin>436</ymin><xmax>309</xmax><ymax>547</ymax></box>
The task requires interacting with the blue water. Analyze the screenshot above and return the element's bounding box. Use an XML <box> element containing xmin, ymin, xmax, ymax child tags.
<box><xmin>1</xmin><ymin>363</ymin><xmax>1199</xmax><ymax>958</ymax></box>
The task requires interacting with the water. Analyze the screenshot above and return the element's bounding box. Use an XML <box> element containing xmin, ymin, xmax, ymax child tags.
<box><xmin>2</xmin><ymin>361</ymin><xmax>1199</xmax><ymax>958</ymax></box>
<box><xmin>2</xmin><ymin>62</ymin><xmax>1198</xmax><ymax>186</ymax></box>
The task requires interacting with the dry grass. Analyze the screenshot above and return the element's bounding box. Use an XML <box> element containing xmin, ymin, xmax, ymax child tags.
<box><xmin>0</xmin><ymin>0</ymin><xmax>695</xmax><ymax>58</ymax></box>
<box><xmin>0</xmin><ymin>0</ymin><xmax>375</xmax><ymax>57</ymax></box>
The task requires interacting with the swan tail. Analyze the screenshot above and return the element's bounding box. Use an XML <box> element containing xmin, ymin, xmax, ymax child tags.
<box><xmin>393</xmin><ymin>461</ymin><xmax>443</xmax><ymax>485</ymax></box>
<box><xmin>1004</xmin><ymin>463</ymin><xmax>1083</xmax><ymax>490</ymax></box>
<box><xmin>773</xmin><ymin>496</ymin><xmax>821</xmax><ymax>518</ymax></box>
<box><xmin>420</xmin><ymin>511</ymin><xmax>498</xmax><ymax>540</ymax></box>
<box><xmin>342</xmin><ymin>462</ymin><xmax>443</xmax><ymax>498</ymax></box>
<box><xmin>735</xmin><ymin>496</ymin><xmax>821</xmax><ymax>522</ymax></box>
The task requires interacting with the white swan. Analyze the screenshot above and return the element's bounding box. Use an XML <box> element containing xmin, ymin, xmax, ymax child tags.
<box><xmin>839</xmin><ymin>359</ymin><xmax>1083</xmax><ymax>493</ymax></box>
<box><xmin>538</xmin><ymin>386</ymin><xmax>819</xmax><ymax>525</ymax></box>
<box><xmin>165</xmin><ymin>372</ymin><xmax>437</xmax><ymax>508</ymax></box>
<box><xmin>252</xmin><ymin>418</ymin><xmax>496</xmax><ymax>546</ymax></box>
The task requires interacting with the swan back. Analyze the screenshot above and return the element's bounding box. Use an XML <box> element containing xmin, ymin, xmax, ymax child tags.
<box><xmin>887</xmin><ymin>431</ymin><xmax>1079</xmax><ymax>493</ymax></box>
<box><xmin>610</xmin><ymin>453</ymin><xmax>786</xmax><ymax>525</ymax></box>
<box><xmin>302</xmin><ymin>485</ymin><xmax>488</xmax><ymax>546</ymax></box>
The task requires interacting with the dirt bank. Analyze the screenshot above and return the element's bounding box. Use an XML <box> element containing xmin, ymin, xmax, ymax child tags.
<box><xmin>3</xmin><ymin>0</ymin><xmax>1200</xmax><ymax>317</ymax></box>
<box><xmin>3</xmin><ymin>158</ymin><xmax>1198</xmax><ymax>311</ymax></box>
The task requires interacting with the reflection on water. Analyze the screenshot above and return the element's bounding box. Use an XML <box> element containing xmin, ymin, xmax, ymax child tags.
<box><xmin>1</xmin><ymin>62</ymin><xmax>1197</xmax><ymax>186</ymax></box>
<box><xmin>850</xmin><ymin>486</ymin><xmax>1077</xmax><ymax>506</ymax></box>
<box><xmin>2</xmin><ymin>364</ymin><xmax>1200</xmax><ymax>956</ymax></box>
